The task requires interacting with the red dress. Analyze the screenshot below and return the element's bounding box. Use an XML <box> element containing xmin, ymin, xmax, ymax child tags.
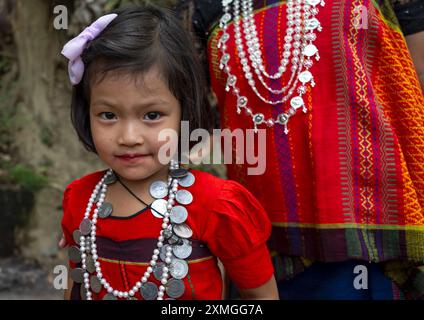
<box><xmin>61</xmin><ymin>169</ymin><xmax>273</xmax><ymax>300</ymax></box>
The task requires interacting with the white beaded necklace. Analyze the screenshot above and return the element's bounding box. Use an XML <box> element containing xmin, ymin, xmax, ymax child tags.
<box><xmin>218</xmin><ymin>0</ymin><xmax>325</xmax><ymax>134</ymax></box>
<box><xmin>78</xmin><ymin>160</ymin><xmax>181</xmax><ymax>300</ymax></box>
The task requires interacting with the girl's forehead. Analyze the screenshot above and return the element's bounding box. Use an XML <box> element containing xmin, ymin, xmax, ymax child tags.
<box><xmin>90</xmin><ymin>67</ymin><xmax>170</xmax><ymax>96</ymax></box>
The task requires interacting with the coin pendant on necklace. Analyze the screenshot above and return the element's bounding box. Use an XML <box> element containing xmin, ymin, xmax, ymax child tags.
<box><xmin>72</xmin><ymin>229</ymin><xmax>82</xmax><ymax>245</ymax></box>
<box><xmin>170</xmin><ymin>168</ymin><xmax>188</xmax><ymax>179</ymax></box>
<box><xmin>160</xmin><ymin>244</ymin><xmax>174</xmax><ymax>262</ymax></box>
<box><xmin>175</xmin><ymin>190</ymin><xmax>193</xmax><ymax>205</ymax></box>
<box><xmin>290</xmin><ymin>96</ymin><xmax>304</xmax><ymax>110</ymax></box>
<box><xmin>150</xmin><ymin>199</ymin><xmax>167</xmax><ymax>218</ymax></box>
<box><xmin>98</xmin><ymin>202</ymin><xmax>113</xmax><ymax>219</ymax></box>
<box><xmin>85</xmin><ymin>254</ymin><xmax>96</xmax><ymax>273</ymax></box>
<box><xmin>149</xmin><ymin>181</ymin><xmax>168</xmax><ymax>199</ymax></box>
<box><xmin>170</xmin><ymin>206</ymin><xmax>188</xmax><ymax>224</ymax></box>
<box><xmin>178</xmin><ymin>172</ymin><xmax>195</xmax><ymax>188</ymax></box>
<box><xmin>166</xmin><ymin>278</ymin><xmax>185</xmax><ymax>299</ymax></box>
<box><xmin>79</xmin><ymin>218</ymin><xmax>92</xmax><ymax>236</ymax></box>
<box><xmin>90</xmin><ymin>275</ymin><xmax>102</xmax><ymax>293</ymax></box>
<box><xmin>303</xmin><ymin>44</ymin><xmax>318</xmax><ymax>57</ymax></box>
<box><xmin>299</xmin><ymin>71</ymin><xmax>313</xmax><ymax>84</ymax></box>
<box><xmin>103</xmin><ymin>293</ymin><xmax>117</xmax><ymax>300</ymax></box>
<box><xmin>173</xmin><ymin>223</ymin><xmax>193</xmax><ymax>239</ymax></box>
<box><xmin>140</xmin><ymin>282</ymin><xmax>159</xmax><ymax>300</ymax></box>
<box><xmin>172</xmin><ymin>239</ymin><xmax>192</xmax><ymax>259</ymax></box>
<box><xmin>104</xmin><ymin>171</ymin><xmax>117</xmax><ymax>185</ymax></box>
<box><xmin>70</xmin><ymin>268</ymin><xmax>84</xmax><ymax>283</ymax></box>
<box><xmin>170</xmin><ymin>258</ymin><xmax>189</xmax><ymax>279</ymax></box>
<box><xmin>68</xmin><ymin>246</ymin><xmax>82</xmax><ymax>264</ymax></box>
<box><xmin>153</xmin><ymin>262</ymin><xmax>165</xmax><ymax>281</ymax></box>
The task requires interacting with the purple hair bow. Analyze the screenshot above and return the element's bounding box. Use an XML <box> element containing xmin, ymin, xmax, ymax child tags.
<box><xmin>61</xmin><ymin>13</ymin><xmax>118</xmax><ymax>85</ymax></box>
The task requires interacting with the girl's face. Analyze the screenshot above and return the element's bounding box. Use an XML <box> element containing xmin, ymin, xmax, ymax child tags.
<box><xmin>89</xmin><ymin>66</ymin><xmax>181</xmax><ymax>183</ymax></box>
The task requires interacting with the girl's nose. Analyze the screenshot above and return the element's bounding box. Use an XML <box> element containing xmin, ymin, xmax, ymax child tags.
<box><xmin>117</xmin><ymin>122</ymin><xmax>144</xmax><ymax>146</ymax></box>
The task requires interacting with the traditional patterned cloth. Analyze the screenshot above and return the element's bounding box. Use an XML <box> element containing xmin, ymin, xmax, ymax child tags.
<box><xmin>206</xmin><ymin>0</ymin><xmax>424</xmax><ymax>298</ymax></box>
<box><xmin>61</xmin><ymin>169</ymin><xmax>274</xmax><ymax>300</ymax></box>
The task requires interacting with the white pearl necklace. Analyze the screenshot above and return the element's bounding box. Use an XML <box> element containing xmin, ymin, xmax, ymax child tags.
<box><xmin>79</xmin><ymin>161</ymin><xmax>179</xmax><ymax>300</ymax></box>
<box><xmin>218</xmin><ymin>0</ymin><xmax>325</xmax><ymax>134</ymax></box>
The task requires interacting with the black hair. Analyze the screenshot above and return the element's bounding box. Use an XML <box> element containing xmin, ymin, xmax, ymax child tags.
<box><xmin>70</xmin><ymin>4</ymin><xmax>213</xmax><ymax>153</ymax></box>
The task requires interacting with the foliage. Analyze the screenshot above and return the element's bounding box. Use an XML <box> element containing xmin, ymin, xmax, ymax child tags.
<box><xmin>6</xmin><ymin>164</ymin><xmax>49</xmax><ymax>192</ymax></box>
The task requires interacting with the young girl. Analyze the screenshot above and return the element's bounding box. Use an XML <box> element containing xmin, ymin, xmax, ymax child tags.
<box><xmin>60</xmin><ymin>5</ymin><xmax>278</xmax><ymax>300</ymax></box>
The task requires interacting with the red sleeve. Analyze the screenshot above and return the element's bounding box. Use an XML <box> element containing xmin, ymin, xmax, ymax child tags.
<box><xmin>203</xmin><ymin>180</ymin><xmax>274</xmax><ymax>289</ymax></box>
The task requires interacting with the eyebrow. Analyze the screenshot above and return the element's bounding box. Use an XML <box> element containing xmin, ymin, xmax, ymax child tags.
<box><xmin>91</xmin><ymin>99</ymin><xmax>169</xmax><ymax>110</ymax></box>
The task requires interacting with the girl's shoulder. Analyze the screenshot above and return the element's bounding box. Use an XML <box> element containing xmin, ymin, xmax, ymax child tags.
<box><xmin>63</xmin><ymin>170</ymin><xmax>107</xmax><ymax>202</ymax></box>
<box><xmin>189</xmin><ymin>168</ymin><xmax>252</xmax><ymax>201</ymax></box>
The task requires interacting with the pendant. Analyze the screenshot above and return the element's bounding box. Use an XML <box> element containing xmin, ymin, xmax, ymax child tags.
<box><xmin>150</xmin><ymin>199</ymin><xmax>167</xmax><ymax>218</ymax></box>
<box><xmin>149</xmin><ymin>180</ymin><xmax>168</xmax><ymax>199</ymax></box>
<box><xmin>166</xmin><ymin>278</ymin><xmax>185</xmax><ymax>299</ymax></box>
<box><xmin>98</xmin><ymin>202</ymin><xmax>113</xmax><ymax>219</ymax></box>
<box><xmin>173</xmin><ymin>223</ymin><xmax>193</xmax><ymax>239</ymax></box>
<box><xmin>175</xmin><ymin>190</ymin><xmax>193</xmax><ymax>205</ymax></box>
<box><xmin>79</xmin><ymin>218</ymin><xmax>92</xmax><ymax>236</ymax></box>
<box><xmin>178</xmin><ymin>172</ymin><xmax>195</xmax><ymax>188</ymax></box>
<box><xmin>172</xmin><ymin>239</ymin><xmax>192</xmax><ymax>259</ymax></box>
<box><xmin>169</xmin><ymin>258</ymin><xmax>189</xmax><ymax>279</ymax></box>
<box><xmin>140</xmin><ymin>282</ymin><xmax>159</xmax><ymax>300</ymax></box>
<box><xmin>68</xmin><ymin>246</ymin><xmax>82</xmax><ymax>263</ymax></box>
<box><xmin>170</xmin><ymin>205</ymin><xmax>188</xmax><ymax>224</ymax></box>
<box><xmin>90</xmin><ymin>275</ymin><xmax>102</xmax><ymax>293</ymax></box>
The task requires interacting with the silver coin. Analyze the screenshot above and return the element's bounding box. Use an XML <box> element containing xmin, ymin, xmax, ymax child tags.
<box><xmin>80</xmin><ymin>284</ymin><xmax>87</xmax><ymax>300</ymax></box>
<box><xmin>170</xmin><ymin>168</ymin><xmax>188</xmax><ymax>179</ymax></box>
<box><xmin>104</xmin><ymin>172</ymin><xmax>117</xmax><ymax>185</ymax></box>
<box><xmin>149</xmin><ymin>181</ymin><xmax>168</xmax><ymax>199</ymax></box>
<box><xmin>72</xmin><ymin>230</ymin><xmax>82</xmax><ymax>245</ymax></box>
<box><xmin>98</xmin><ymin>202</ymin><xmax>113</xmax><ymax>219</ymax></box>
<box><xmin>68</xmin><ymin>246</ymin><xmax>82</xmax><ymax>264</ymax></box>
<box><xmin>103</xmin><ymin>293</ymin><xmax>117</xmax><ymax>300</ymax></box>
<box><xmin>172</xmin><ymin>239</ymin><xmax>192</xmax><ymax>259</ymax></box>
<box><xmin>86</xmin><ymin>254</ymin><xmax>96</xmax><ymax>273</ymax></box>
<box><xmin>166</xmin><ymin>278</ymin><xmax>185</xmax><ymax>299</ymax></box>
<box><xmin>160</xmin><ymin>244</ymin><xmax>174</xmax><ymax>262</ymax></box>
<box><xmin>290</xmin><ymin>96</ymin><xmax>304</xmax><ymax>110</ymax></box>
<box><xmin>299</xmin><ymin>71</ymin><xmax>313</xmax><ymax>84</ymax></box>
<box><xmin>175</xmin><ymin>190</ymin><xmax>193</xmax><ymax>205</ymax></box>
<box><xmin>150</xmin><ymin>199</ymin><xmax>167</xmax><ymax>218</ymax></box>
<box><xmin>303</xmin><ymin>44</ymin><xmax>318</xmax><ymax>57</ymax></box>
<box><xmin>170</xmin><ymin>258</ymin><xmax>189</xmax><ymax>280</ymax></box>
<box><xmin>70</xmin><ymin>268</ymin><xmax>84</xmax><ymax>283</ymax></box>
<box><xmin>153</xmin><ymin>262</ymin><xmax>165</xmax><ymax>281</ymax></box>
<box><xmin>140</xmin><ymin>282</ymin><xmax>158</xmax><ymax>300</ymax></box>
<box><xmin>178</xmin><ymin>172</ymin><xmax>195</xmax><ymax>188</ymax></box>
<box><xmin>173</xmin><ymin>223</ymin><xmax>193</xmax><ymax>239</ymax></box>
<box><xmin>168</xmin><ymin>234</ymin><xmax>182</xmax><ymax>245</ymax></box>
<box><xmin>79</xmin><ymin>218</ymin><xmax>92</xmax><ymax>236</ymax></box>
<box><xmin>170</xmin><ymin>206</ymin><xmax>188</xmax><ymax>224</ymax></box>
<box><xmin>90</xmin><ymin>275</ymin><xmax>102</xmax><ymax>293</ymax></box>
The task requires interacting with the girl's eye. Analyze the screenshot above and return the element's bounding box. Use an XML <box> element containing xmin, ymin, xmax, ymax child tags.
<box><xmin>144</xmin><ymin>112</ymin><xmax>161</xmax><ymax>121</ymax></box>
<box><xmin>99</xmin><ymin>112</ymin><xmax>116</xmax><ymax>120</ymax></box>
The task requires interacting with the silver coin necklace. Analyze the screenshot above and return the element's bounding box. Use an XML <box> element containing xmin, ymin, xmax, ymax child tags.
<box><xmin>70</xmin><ymin>160</ymin><xmax>197</xmax><ymax>300</ymax></box>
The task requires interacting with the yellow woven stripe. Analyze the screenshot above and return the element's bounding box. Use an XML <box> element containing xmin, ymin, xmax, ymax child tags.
<box><xmin>272</xmin><ymin>222</ymin><xmax>424</xmax><ymax>231</ymax></box>
<box><xmin>98</xmin><ymin>256</ymin><xmax>214</xmax><ymax>266</ymax></box>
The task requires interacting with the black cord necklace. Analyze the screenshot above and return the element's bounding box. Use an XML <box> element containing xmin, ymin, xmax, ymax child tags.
<box><xmin>116</xmin><ymin>175</ymin><xmax>174</xmax><ymax>218</ymax></box>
